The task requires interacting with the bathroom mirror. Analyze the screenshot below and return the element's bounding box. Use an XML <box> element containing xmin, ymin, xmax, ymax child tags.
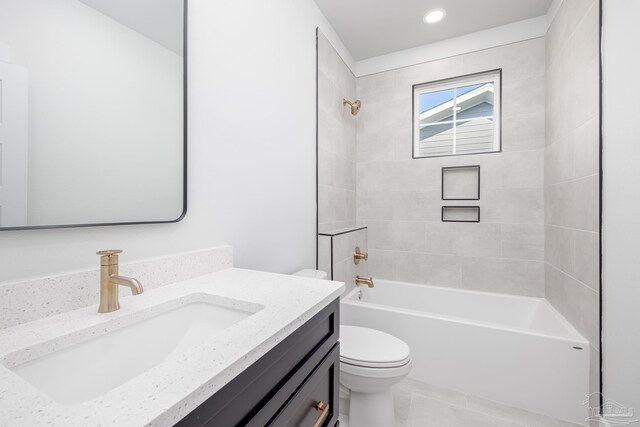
<box><xmin>0</xmin><ymin>0</ymin><xmax>186</xmax><ymax>230</ymax></box>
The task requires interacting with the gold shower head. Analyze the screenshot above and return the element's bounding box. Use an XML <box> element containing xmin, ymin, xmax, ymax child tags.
<box><xmin>343</xmin><ymin>99</ymin><xmax>362</xmax><ymax>116</ymax></box>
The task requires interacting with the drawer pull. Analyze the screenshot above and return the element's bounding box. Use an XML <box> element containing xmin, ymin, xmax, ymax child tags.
<box><xmin>312</xmin><ymin>401</ymin><xmax>329</xmax><ymax>427</ymax></box>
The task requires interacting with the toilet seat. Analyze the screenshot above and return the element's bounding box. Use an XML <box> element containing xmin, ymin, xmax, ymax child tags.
<box><xmin>339</xmin><ymin>325</ymin><xmax>413</xmax><ymax>427</ymax></box>
<box><xmin>340</xmin><ymin>325</ymin><xmax>411</xmax><ymax>368</ymax></box>
<box><xmin>340</xmin><ymin>358</ymin><xmax>413</xmax><ymax>379</ymax></box>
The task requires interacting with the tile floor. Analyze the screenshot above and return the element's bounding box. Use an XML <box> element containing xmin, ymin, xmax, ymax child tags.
<box><xmin>340</xmin><ymin>378</ymin><xmax>600</xmax><ymax>427</ymax></box>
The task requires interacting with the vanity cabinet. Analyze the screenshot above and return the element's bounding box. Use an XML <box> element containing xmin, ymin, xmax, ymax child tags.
<box><xmin>176</xmin><ymin>299</ymin><xmax>340</xmax><ymax>427</ymax></box>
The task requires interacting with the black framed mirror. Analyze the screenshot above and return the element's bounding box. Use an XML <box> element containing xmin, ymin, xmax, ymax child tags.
<box><xmin>0</xmin><ymin>0</ymin><xmax>187</xmax><ymax>230</ymax></box>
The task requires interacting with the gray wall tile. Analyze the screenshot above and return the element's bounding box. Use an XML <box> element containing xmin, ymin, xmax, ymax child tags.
<box><xmin>545</xmin><ymin>265</ymin><xmax>599</xmax><ymax>347</ymax></box>
<box><xmin>501</xmin><ymin>224</ymin><xmax>545</xmax><ymax>261</ymax></box>
<box><xmin>393</xmin><ymin>251</ymin><xmax>462</xmax><ymax>288</ymax></box>
<box><xmin>317</xmin><ymin>31</ymin><xmax>357</xmax><ymax>232</ymax></box>
<box><xmin>355</xmin><ymin>40</ymin><xmax>546</xmax><ymax>297</ymax></box>
<box><xmin>573</xmin><ymin>230</ymin><xmax>599</xmax><ymax>292</ymax></box>
<box><xmin>544</xmin><ymin>0</ymin><xmax>600</xmax><ymax>354</ymax></box>
<box><xmin>461</xmin><ymin>257</ymin><xmax>545</xmax><ymax>297</ymax></box>
<box><xmin>545</xmin><ymin>225</ymin><xmax>575</xmax><ymax>275</ymax></box>
<box><xmin>425</xmin><ymin>223</ymin><xmax>501</xmax><ymax>258</ymax></box>
<box><xmin>367</xmin><ymin>249</ymin><xmax>395</xmax><ymax>280</ymax></box>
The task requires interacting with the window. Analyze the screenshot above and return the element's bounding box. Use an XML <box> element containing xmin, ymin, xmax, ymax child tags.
<box><xmin>412</xmin><ymin>70</ymin><xmax>501</xmax><ymax>158</ymax></box>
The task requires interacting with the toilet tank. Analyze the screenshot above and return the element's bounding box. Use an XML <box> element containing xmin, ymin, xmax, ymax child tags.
<box><xmin>292</xmin><ymin>269</ymin><xmax>328</xmax><ymax>280</ymax></box>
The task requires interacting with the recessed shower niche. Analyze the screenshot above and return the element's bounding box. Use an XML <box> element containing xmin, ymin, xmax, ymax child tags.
<box><xmin>441</xmin><ymin>165</ymin><xmax>480</xmax><ymax>200</ymax></box>
<box><xmin>441</xmin><ymin>206</ymin><xmax>480</xmax><ymax>223</ymax></box>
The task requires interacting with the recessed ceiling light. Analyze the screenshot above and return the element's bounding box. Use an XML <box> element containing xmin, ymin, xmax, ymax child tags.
<box><xmin>424</xmin><ymin>8</ymin><xmax>446</xmax><ymax>24</ymax></box>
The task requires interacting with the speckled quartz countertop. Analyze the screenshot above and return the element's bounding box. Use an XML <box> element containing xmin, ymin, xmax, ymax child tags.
<box><xmin>0</xmin><ymin>268</ymin><xmax>344</xmax><ymax>427</ymax></box>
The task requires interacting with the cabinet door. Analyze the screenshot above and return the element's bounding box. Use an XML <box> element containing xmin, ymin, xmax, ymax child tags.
<box><xmin>269</xmin><ymin>343</ymin><xmax>339</xmax><ymax>427</ymax></box>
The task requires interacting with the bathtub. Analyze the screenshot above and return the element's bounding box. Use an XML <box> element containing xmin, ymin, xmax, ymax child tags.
<box><xmin>340</xmin><ymin>279</ymin><xmax>590</xmax><ymax>425</ymax></box>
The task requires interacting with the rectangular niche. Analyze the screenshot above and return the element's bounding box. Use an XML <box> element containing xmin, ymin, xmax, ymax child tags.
<box><xmin>442</xmin><ymin>206</ymin><xmax>480</xmax><ymax>223</ymax></box>
<box><xmin>442</xmin><ymin>165</ymin><xmax>480</xmax><ymax>200</ymax></box>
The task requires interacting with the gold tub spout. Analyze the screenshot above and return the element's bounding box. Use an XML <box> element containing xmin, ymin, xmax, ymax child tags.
<box><xmin>355</xmin><ymin>276</ymin><xmax>374</xmax><ymax>288</ymax></box>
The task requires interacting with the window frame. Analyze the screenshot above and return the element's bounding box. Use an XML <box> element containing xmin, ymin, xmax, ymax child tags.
<box><xmin>412</xmin><ymin>69</ymin><xmax>502</xmax><ymax>159</ymax></box>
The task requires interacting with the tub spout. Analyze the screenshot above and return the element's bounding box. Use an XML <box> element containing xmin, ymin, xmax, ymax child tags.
<box><xmin>355</xmin><ymin>276</ymin><xmax>374</xmax><ymax>288</ymax></box>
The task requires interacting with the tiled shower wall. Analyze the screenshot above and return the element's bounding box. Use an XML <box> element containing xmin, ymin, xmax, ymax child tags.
<box><xmin>318</xmin><ymin>227</ymin><xmax>369</xmax><ymax>297</ymax></box>
<box><xmin>317</xmin><ymin>31</ymin><xmax>357</xmax><ymax>233</ymax></box>
<box><xmin>318</xmin><ymin>8</ymin><xmax>600</xmax><ymax>410</ymax></box>
<box><xmin>544</xmin><ymin>0</ymin><xmax>600</xmax><ymax>397</ymax></box>
<box><xmin>356</xmin><ymin>39</ymin><xmax>546</xmax><ymax>296</ymax></box>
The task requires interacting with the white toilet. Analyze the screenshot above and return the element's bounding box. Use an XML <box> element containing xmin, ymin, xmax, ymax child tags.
<box><xmin>292</xmin><ymin>269</ymin><xmax>412</xmax><ymax>427</ymax></box>
<box><xmin>339</xmin><ymin>325</ymin><xmax>411</xmax><ymax>427</ymax></box>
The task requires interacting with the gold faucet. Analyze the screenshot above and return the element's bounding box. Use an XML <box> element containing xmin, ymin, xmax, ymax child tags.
<box><xmin>355</xmin><ymin>276</ymin><xmax>374</xmax><ymax>288</ymax></box>
<box><xmin>97</xmin><ymin>250</ymin><xmax>143</xmax><ymax>313</ymax></box>
<box><xmin>353</xmin><ymin>246</ymin><xmax>368</xmax><ymax>265</ymax></box>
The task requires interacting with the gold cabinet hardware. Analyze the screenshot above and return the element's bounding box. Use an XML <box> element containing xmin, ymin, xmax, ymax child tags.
<box><xmin>312</xmin><ymin>401</ymin><xmax>330</xmax><ymax>427</ymax></box>
<box><xmin>355</xmin><ymin>276</ymin><xmax>374</xmax><ymax>288</ymax></box>
<box><xmin>353</xmin><ymin>246</ymin><xmax>368</xmax><ymax>265</ymax></box>
<box><xmin>97</xmin><ymin>249</ymin><xmax>143</xmax><ymax>313</ymax></box>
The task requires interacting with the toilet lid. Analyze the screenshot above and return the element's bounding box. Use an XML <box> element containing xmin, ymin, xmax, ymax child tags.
<box><xmin>340</xmin><ymin>325</ymin><xmax>411</xmax><ymax>368</ymax></box>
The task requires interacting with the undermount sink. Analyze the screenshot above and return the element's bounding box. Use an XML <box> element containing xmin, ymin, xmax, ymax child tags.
<box><xmin>7</xmin><ymin>298</ymin><xmax>260</xmax><ymax>405</ymax></box>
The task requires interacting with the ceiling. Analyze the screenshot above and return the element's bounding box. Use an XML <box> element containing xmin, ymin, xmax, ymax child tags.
<box><xmin>313</xmin><ymin>0</ymin><xmax>553</xmax><ymax>61</ymax></box>
<box><xmin>78</xmin><ymin>0</ymin><xmax>183</xmax><ymax>55</ymax></box>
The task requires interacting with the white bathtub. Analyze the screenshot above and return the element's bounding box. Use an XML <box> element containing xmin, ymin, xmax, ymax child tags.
<box><xmin>341</xmin><ymin>279</ymin><xmax>590</xmax><ymax>425</ymax></box>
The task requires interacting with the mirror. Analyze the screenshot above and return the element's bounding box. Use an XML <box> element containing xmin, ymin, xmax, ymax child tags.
<box><xmin>0</xmin><ymin>0</ymin><xmax>186</xmax><ymax>230</ymax></box>
<box><xmin>413</xmin><ymin>70</ymin><xmax>501</xmax><ymax>158</ymax></box>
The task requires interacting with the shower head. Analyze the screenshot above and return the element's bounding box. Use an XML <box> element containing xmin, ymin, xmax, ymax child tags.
<box><xmin>343</xmin><ymin>99</ymin><xmax>362</xmax><ymax>116</ymax></box>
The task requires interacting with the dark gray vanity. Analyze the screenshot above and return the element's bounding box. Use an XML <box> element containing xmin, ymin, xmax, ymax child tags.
<box><xmin>176</xmin><ymin>299</ymin><xmax>340</xmax><ymax>427</ymax></box>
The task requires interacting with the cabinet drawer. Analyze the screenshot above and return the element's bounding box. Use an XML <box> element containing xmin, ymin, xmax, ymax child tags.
<box><xmin>269</xmin><ymin>343</ymin><xmax>339</xmax><ymax>427</ymax></box>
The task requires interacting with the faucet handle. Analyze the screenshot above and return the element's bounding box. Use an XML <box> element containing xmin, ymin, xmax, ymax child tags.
<box><xmin>353</xmin><ymin>246</ymin><xmax>369</xmax><ymax>265</ymax></box>
<box><xmin>96</xmin><ymin>249</ymin><xmax>122</xmax><ymax>256</ymax></box>
<box><xmin>97</xmin><ymin>249</ymin><xmax>122</xmax><ymax>266</ymax></box>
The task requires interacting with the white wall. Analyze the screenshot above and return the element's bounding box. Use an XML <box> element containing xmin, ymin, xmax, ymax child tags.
<box><xmin>354</xmin><ymin>16</ymin><xmax>546</xmax><ymax>77</ymax></box>
<box><xmin>0</xmin><ymin>0</ymin><xmax>352</xmax><ymax>282</ymax></box>
<box><xmin>602</xmin><ymin>0</ymin><xmax>640</xmax><ymax>414</ymax></box>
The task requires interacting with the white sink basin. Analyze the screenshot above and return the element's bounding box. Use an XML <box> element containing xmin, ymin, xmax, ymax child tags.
<box><xmin>8</xmin><ymin>299</ymin><xmax>258</xmax><ymax>404</ymax></box>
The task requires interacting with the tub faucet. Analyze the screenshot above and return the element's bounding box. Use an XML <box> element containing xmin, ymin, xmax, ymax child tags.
<box><xmin>97</xmin><ymin>249</ymin><xmax>144</xmax><ymax>313</ymax></box>
<box><xmin>355</xmin><ymin>276</ymin><xmax>374</xmax><ymax>288</ymax></box>
<box><xmin>353</xmin><ymin>247</ymin><xmax>368</xmax><ymax>265</ymax></box>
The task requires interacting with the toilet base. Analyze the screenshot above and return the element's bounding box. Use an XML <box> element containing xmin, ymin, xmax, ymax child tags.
<box><xmin>348</xmin><ymin>389</ymin><xmax>394</xmax><ymax>427</ymax></box>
